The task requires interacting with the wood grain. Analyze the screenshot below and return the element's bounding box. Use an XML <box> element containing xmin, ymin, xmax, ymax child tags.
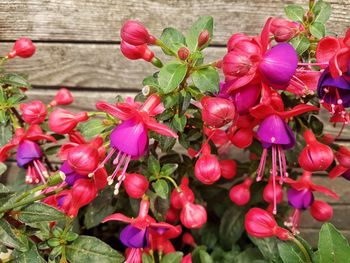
<box><xmin>0</xmin><ymin>1</ymin><xmax>349</xmax><ymax>45</ymax></box>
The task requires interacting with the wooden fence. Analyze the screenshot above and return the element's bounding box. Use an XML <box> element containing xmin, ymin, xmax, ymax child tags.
<box><xmin>1</xmin><ymin>0</ymin><xmax>350</xmax><ymax>246</ymax></box>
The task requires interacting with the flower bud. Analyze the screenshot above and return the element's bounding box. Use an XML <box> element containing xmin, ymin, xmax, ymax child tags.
<box><xmin>298</xmin><ymin>130</ymin><xmax>334</xmax><ymax>172</ymax></box>
<box><xmin>182</xmin><ymin>233</ymin><xmax>196</xmax><ymax>247</ymax></box>
<box><xmin>67</xmin><ymin>145</ymin><xmax>99</xmax><ymax>175</ymax></box>
<box><xmin>270</xmin><ymin>18</ymin><xmax>301</xmax><ymax>42</ymax></box>
<box><xmin>178</xmin><ymin>47</ymin><xmax>190</xmax><ymax>60</ymax></box>
<box><xmin>228</xmin><ymin>127</ymin><xmax>253</xmax><ymax>149</ymax></box>
<box><xmin>321</xmin><ymin>133</ymin><xmax>335</xmax><ymax>145</ymax></box>
<box><xmin>245</xmin><ymin>208</ymin><xmax>291</xmax><ymax>240</ymax></box>
<box><xmin>335</xmin><ymin>146</ymin><xmax>350</xmax><ymax>168</ymax></box>
<box><xmin>229</xmin><ymin>178</ymin><xmax>252</xmax><ymax>206</ymax></box>
<box><xmin>19</xmin><ymin>100</ymin><xmax>47</xmax><ymax>124</ymax></box>
<box><xmin>198</xmin><ymin>30</ymin><xmax>210</xmax><ymax>48</ymax></box>
<box><xmin>201</xmin><ymin>96</ymin><xmax>235</xmax><ymax>128</ymax></box>
<box><xmin>310</xmin><ymin>200</ymin><xmax>333</xmax><ymax>222</ymax></box>
<box><xmin>120</xmin><ymin>41</ymin><xmax>154</xmax><ymax>62</ymax></box>
<box><xmin>166</xmin><ymin>206</ymin><xmax>180</xmax><ymax>224</ymax></box>
<box><xmin>123</xmin><ymin>173</ymin><xmax>149</xmax><ymax>199</ymax></box>
<box><xmin>194</xmin><ymin>154</ymin><xmax>221</xmax><ymax>185</ymax></box>
<box><xmin>263</xmin><ymin>180</ymin><xmax>283</xmax><ymax>204</ymax></box>
<box><xmin>171</xmin><ymin>178</ymin><xmax>195</xmax><ymax>209</ymax></box>
<box><xmin>8</xmin><ymin>38</ymin><xmax>36</xmax><ymax>59</ymax></box>
<box><xmin>50</xmin><ymin>88</ymin><xmax>73</xmax><ymax>107</ymax></box>
<box><xmin>121</xmin><ymin>20</ymin><xmax>152</xmax><ymax>46</ymax></box>
<box><xmin>181</xmin><ymin>254</ymin><xmax>192</xmax><ymax>263</ymax></box>
<box><xmin>219</xmin><ymin>159</ymin><xmax>237</xmax><ymax>180</ymax></box>
<box><xmin>48</xmin><ymin>108</ymin><xmax>88</xmax><ymax>134</ymax></box>
<box><xmin>180</xmin><ymin>202</ymin><xmax>207</xmax><ymax>229</ymax></box>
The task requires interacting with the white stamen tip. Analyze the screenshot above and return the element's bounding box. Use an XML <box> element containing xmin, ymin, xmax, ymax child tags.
<box><xmin>271</xmin><ymin>137</ymin><xmax>276</xmax><ymax>143</ymax></box>
<box><xmin>88</xmin><ymin>173</ymin><xmax>94</xmax><ymax>178</ymax></box>
<box><xmin>42</xmin><ymin>171</ymin><xmax>49</xmax><ymax>178</ymax></box>
<box><xmin>337</xmin><ymin>99</ymin><xmax>343</xmax><ymax>105</ymax></box>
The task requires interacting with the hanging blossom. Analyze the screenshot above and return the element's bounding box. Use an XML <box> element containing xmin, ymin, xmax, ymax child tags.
<box><xmin>284</xmin><ymin>170</ymin><xmax>339</xmax><ymax>234</ymax></box>
<box><xmin>0</xmin><ymin>125</ymin><xmax>55</xmax><ymax>184</ymax></box>
<box><xmin>329</xmin><ymin>146</ymin><xmax>350</xmax><ymax>180</ymax></box>
<box><xmin>249</xmin><ymin>86</ymin><xmax>319</xmax><ymax>214</ymax></box>
<box><xmin>95</xmin><ymin>94</ymin><xmax>177</xmax><ymax>195</ymax></box>
<box><xmin>102</xmin><ymin>198</ymin><xmax>181</xmax><ymax>262</ymax></box>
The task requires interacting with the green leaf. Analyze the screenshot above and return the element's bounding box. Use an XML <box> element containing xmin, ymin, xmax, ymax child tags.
<box><xmin>18</xmin><ymin>203</ymin><xmax>66</xmax><ymax>224</ymax></box>
<box><xmin>172</xmin><ymin>113</ymin><xmax>187</xmax><ymax>132</ymax></box>
<box><xmin>0</xmin><ymin>73</ymin><xmax>31</xmax><ymax>88</ymax></box>
<box><xmin>0</xmin><ymin>124</ymin><xmax>12</xmax><ymax>147</ymax></box>
<box><xmin>192</xmin><ymin>246</ymin><xmax>213</xmax><ymax>263</ymax></box>
<box><xmin>249</xmin><ymin>236</ymin><xmax>283</xmax><ymax>263</ymax></box>
<box><xmin>309</xmin><ymin>115</ymin><xmax>323</xmax><ymax>135</ymax></box>
<box><xmin>142</xmin><ymin>253</ymin><xmax>153</xmax><ymax>263</ymax></box>
<box><xmin>44</xmin><ymin>145</ymin><xmax>61</xmax><ymax>156</ymax></box>
<box><xmin>12</xmin><ymin>241</ymin><xmax>46</xmax><ymax>263</ymax></box>
<box><xmin>318</xmin><ymin>223</ymin><xmax>350</xmax><ymax>263</ymax></box>
<box><xmin>66</xmin><ymin>235</ymin><xmax>124</xmax><ymax>263</ymax></box>
<box><xmin>159</xmin><ymin>61</ymin><xmax>187</xmax><ymax>94</ymax></box>
<box><xmin>0</xmin><ymin>219</ymin><xmax>28</xmax><ymax>251</ymax></box>
<box><xmin>278</xmin><ymin>242</ymin><xmax>308</xmax><ymax>263</ymax></box>
<box><xmin>160</xmin><ymin>163</ymin><xmax>178</xmax><ymax>177</ymax></box>
<box><xmin>290</xmin><ymin>36</ymin><xmax>310</xmax><ymax>56</ymax></box>
<box><xmin>313</xmin><ymin>0</ymin><xmax>331</xmax><ymax>23</ymax></box>
<box><xmin>284</xmin><ymin>5</ymin><xmax>305</xmax><ymax>22</ymax></box>
<box><xmin>191</xmin><ymin>66</ymin><xmax>220</xmax><ymax>94</ymax></box>
<box><xmin>235</xmin><ymin>247</ymin><xmax>264</xmax><ymax>263</ymax></box>
<box><xmin>161</xmin><ymin>252</ymin><xmax>183</xmax><ymax>263</ymax></box>
<box><xmin>186</xmin><ymin>16</ymin><xmax>213</xmax><ymax>51</ymax></box>
<box><xmin>160</xmin><ymin>27</ymin><xmax>186</xmax><ymax>55</ymax></box>
<box><xmin>143</xmin><ymin>74</ymin><xmax>160</xmax><ymax>88</ymax></box>
<box><xmin>152</xmin><ymin>179</ymin><xmax>169</xmax><ymax>199</ymax></box>
<box><xmin>148</xmin><ymin>155</ymin><xmax>160</xmax><ymax>175</ymax></box>
<box><xmin>310</xmin><ymin>22</ymin><xmax>326</xmax><ymax>39</ymax></box>
<box><xmin>219</xmin><ymin>206</ymin><xmax>245</xmax><ymax>250</ymax></box>
<box><xmin>78</xmin><ymin>119</ymin><xmax>106</xmax><ymax>140</ymax></box>
<box><xmin>0</xmin><ymin>163</ymin><xmax>7</xmax><ymax>176</ymax></box>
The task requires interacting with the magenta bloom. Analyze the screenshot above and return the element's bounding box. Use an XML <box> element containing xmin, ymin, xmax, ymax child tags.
<box><xmin>59</xmin><ymin>161</ymin><xmax>85</xmax><ymax>186</ymax></box>
<box><xmin>287</xmin><ymin>188</ymin><xmax>314</xmax><ymax>210</ymax></box>
<box><xmin>120</xmin><ymin>225</ymin><xmax>148</xmax><ymax>248</ymax></box>
<box><xmin>96</xmin><ymin>95</ymin><xmax>177</xmax><ymax>195</ymax></box>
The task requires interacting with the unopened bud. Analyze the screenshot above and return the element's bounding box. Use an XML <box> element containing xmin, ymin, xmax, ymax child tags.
<box><xmin>198</xmin><ymin>30</ymin><xmax>210</xmax><ymax>49</ymax></box>
<box><xmin>178</xmin><ymin>47</ymin><xmax>190</xmax><ymax>60</ymax></box>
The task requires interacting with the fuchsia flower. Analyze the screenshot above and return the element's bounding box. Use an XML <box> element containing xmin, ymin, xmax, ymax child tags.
<box><xmin>298</xmin><ymin>130</ymin><xmax>334</xmax><ymax>172</ymax></box>
<box><xmin>170</xmin><ymin>178</ymin><xmax>195</xmax><ymax>209</ymax></box>
<box><xmin>20</xmin><ymin>100</ymin><xmax>47</xmax><ymax>124</ymax></box>
<box><xmin>120</xmin><ymin>41</ymin><xmax>155</xmax><ymax>62</ymax></box>
<box><xmin>7</xmin><ymin>38</ymin><xmax>36</xmax><ymax>59</ymax></box>
<box><xmin>0</xmin><ymin>125</ymin><xmax>55</xmax><ymax>184</ymax></box>
<box><xmin>123</xmin><ymin>173</ymin><xmax>149</xmax><ymax>199</ymax></box>
<box><xmin>121</xmin><ymin>20</ymin><xmax>155</xmax><ymax>46</ymax></box>
<box><xmin>201</xmin><ymin>96</ymin><xmax>235</xmax><ymax>128</ymax></box>
<box><xmin>95</xmin><ymin>94</ymin><xmax>177</xmax><ymax>194</ymax></box>
<box><xmin>102</xmin><ymin>199</ymin><xmax>180</xmax><ymax>261</ymax></box>
<box><xmin>49</xmin><ymin>108</ymin><xmax>89</xmax><ymax>134</ymax></box>
<box><xmin>147</xmin><ymin>225</ymin><xmax>182</xmax><ymax>255</ymax></box>
<box><xmin>245</xmin><ymin>208</ymin><xmax>291</xmax><ymax>240</ymax></box>
<box><xmin>219</xmin><ymin>159</ymin><xmax>237</xmax><ymax>180</ymax></box>
<box><xmin>263</xmin><ymin>178</ymin><xmax>283</xmax><ymax>205</ymax></box>
<box><xmin>329</xmin><ymin>146</ymin><xmax>350</xmax><ymax>180</ymax></box>
<box><xmin>310</xmin><ymin>200</ymin><xmax>333</xmax><ymax>222</ymax></box>
<box><xmin>270</xmin><ymin>18</ymin><xmax>303</xmax><ymax>42</ymax></box>
<box><xmin>250</xmin><ymin>86</ymin><xmax>318</xmax><ymax>214</ymax></box>
<box><xmin>229</xmin><ymin>177</ymin><xmax>252</xmax><ymax>206</ymax></box>
<box><xmin>49</xmin><ymin>88</ymin><xmax>74</xmax><ymax>107</ymax></box>
<box><xmin>284</xmin><ymin>170</ymin><xmax>338</xmax><ymax>233</ymax></box>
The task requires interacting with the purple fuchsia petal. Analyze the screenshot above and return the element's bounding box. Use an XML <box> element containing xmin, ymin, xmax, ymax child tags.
<box><xmin>318</xmin><ymin>68</ymin><xmax>350</xmax><ymax>107</ymax></box>
<box><xmin>59</xmin><ymin>161</ymin><xmax>85</xmax><ymax>186</ymax></box>
<box><xmin>231</xmin><ymin>84</ymin><xmax>261</xmax><ymax>115</ymax></box>
<box><xmin>256</xmin><ymin>114</ymin><xmax>295</xmax><ymax>148</ymax></box>
<box><xmin>120</xmin><ymin>225</ymin><xmax>148</xmax><ymax>248</ymax></box>
<box><xmin>16</xmin><ymin>140</ymin><xmax>43</xmax><ymax>167</ymax></box>
<box><xmin>110</xmin><ymin>119</ymin><xmax>148</xmax><ymax>158</ymax></box>
<box><xmin>287</xmin><ymin>188</ymin><xmax>314</xmax><ymax>210</ymax></box>
<box><xmin>343</xmin><ymin>169</ymin><xmax>350</xmax><ymax>180</ymax></box>
<box><xmin>259</xmin><ymin>43</ymin><xmax>298</xmax><ymax>90</ymax></box>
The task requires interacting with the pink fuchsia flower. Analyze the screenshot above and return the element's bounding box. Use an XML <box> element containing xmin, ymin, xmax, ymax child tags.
<box><xmin>286</xmin><ymin>70</ymin><xmax>321</xmax><ymax>96</ymax></box>
<box><xmin>147</xmin><ymin>225</ymin><xmax>182</xmax><ymax>255</ymax></box>
<box><xmin>0</xmin><ymin>125</ymin><xmax>55</xmax><ymax>184</ymax></box>
<box><xmin>270</xmin><ymin>18</ymin><xmax>303</xmax><ymax>42</ymax></box>
<box><xmin>95</xmin><ymin>94</ymin><xmax>177</xmax><ymax>195</ymax></box>
<box><xmin>123</xmin><ymin>173</ymin><xmax>149</xmax><ymax>199</ymax></box>
<box><xmin>201</xmin><ymin>96</ymin><xmax>236</xmax><ymax>128</ymax></box>
<box><xmin>298</xmin><ymin>130</ymin><xmax>334</xmax><ymax>172</ymax></box>
<box><xmin>229</xmin><ymin>178</ymin><xmax>253</xmax><ymax>206</ymax></box>
<box><xmin>48</xmin><ymin>108</ymin><xmax>89</xmax><ymax>134</ymax></box>
<box><xmin>20</xmin><ymin>100</ymin><xmax>47</xmax><ymax>124</ymax></box>
<box><xmin>49</xmin><ymin>88</ymin><xmax>73</xmax><ymax>107</ymax></box>
<box><xmin>120</xmin><ymin>41</ymin><xmax>155</xmax><ymax>62</ymax></box>
<box><xmin>7</xmin><ymin>38</ymin><xmax>36</xmax><ymax>59</ymax></box>
<box><xmin>245</xmin><ymin>208</ymin><xmax>291</xmax><ymax>240</ymax></box>
<box><xmin>329</xmin><ymin>146</ymin><xmax>350</xmax><ymax>180</ymax></box>
<box><xmin>103</xmin><ymin>199</ymin><xmax>180</xmax><ymax>250</ymax></box>
<box><xmin>121</xmin><ymin>20</ymin><xmax>156</xmax><ymax>46</ymax></box>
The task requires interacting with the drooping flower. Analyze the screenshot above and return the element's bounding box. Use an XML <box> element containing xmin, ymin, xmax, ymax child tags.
<box><xmin>95</xmin><ymin>94</ymin><xmax>177</xmax><ymax>195</ymax></box>
<box><xmin>20</xmin><ymin>100</ymin><xmax>47</xmax><ymax>124</ymax></box>
<box><xmin>147</xmin><ymin>224</ymin><xmax>182</xmax><ymax>255</ymax></box>
<box><xmin>7</xmin><ymin>38</ymin><xmax>36</xmax><ymax>59</ymax></box>
<box><xmin>245</xmin><ymin>208</ymin><xmax>291</xmax><ymax>240</ymax></box>
<box><xmin>48</xmin><ymin>108</ymin><xmax>89</xmax><ymax>134</ymax></box>
<box><xmin>102</xmin><ymin>198</ymin><xmax>180</xmax><ymax>261</ymax></box>
<box><xmin>0</xmin><ymin>125</ymin><xmax>55</xmax><ymax>184</ymax></box>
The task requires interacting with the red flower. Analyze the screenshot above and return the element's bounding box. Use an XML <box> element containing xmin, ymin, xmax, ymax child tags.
<box><xmin>219</xmin><ymin>159</ymin><xmax>237</xmax><ymax>180</ymax></box>
<box><xmin>310</xmin><ymin>200</ymin><xmax>333</xmax><ymax>222</ymax></box>
<box><xmin>201</xmin><ymin>96</ymin><xmax>235</xmax><ymax>128</ymax></box>
<box><xmin>180</xmin><ymin>202</ymin><xmax>207</xmax><ymax>229</ymax></box>
<box><xmin>48</xmin><ymin>108</ymin><xmax>88</xmax><ymax>134</ymax></box>
<box><xmin>20</xmin><ymin>100</ymin><xmax>47</xmax><ymax>124</ymax></box>
<box><xmin>67</xmin><ymin>144</ymin><xmax>100</xmax><ymax>176</ymax></box>
<box><xmin>329</xmin><ymin>146</ymin><xmax>350</xmax><ymax>179</ymax></box>
<box><xmin>49</xmin><ymin>88</ymin><xmax>73</xmax><ymax>107</ymax></box>
<box><xmin>245</xmin><ymin>208</ymin><xmax>291</xmax><ymax>240</ymax></box>
<box><xmin>121</xmin><ymin>20</ymin><xmax>155</xmax><ymax>46</ymax></box>
<box><xmin>8</xmin><ymin>38</ymin><xmax>36</xmax><ymax>59</ymax></box>
<box><xmin>229</xmin><ymin>178</ymin><xmax>253</xmax><ymax>206</ymax></box>
<box><xmin>120</xmin><ymin>41</ymin><xmax>154</xmax><ymax>61</ymax></box>
<box><xmin>170</xmin><ymin>177</ymin><xmax>195</xmax><ymax>209</ymax></box>
<box><xmin>123</xmin><ymin>173</ymin><xmax>149</xmax><ymax>199</ymax></box>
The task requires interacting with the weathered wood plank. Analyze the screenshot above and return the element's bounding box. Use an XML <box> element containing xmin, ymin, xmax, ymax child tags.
<box><xmin>299</xmin><ymin>228</ymin><xmax>350</xmax><ymax>247</ymax></box>
<box><xmin>0</xmin><ymin>1</ymin><xmax>349</xmax><ymax>44</ymax></box>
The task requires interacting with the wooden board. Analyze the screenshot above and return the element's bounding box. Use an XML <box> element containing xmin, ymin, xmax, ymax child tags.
<box><xmin>0</xmin><ymin>1</ymin><xmax>349</xmax><ymax>45</ymax></box>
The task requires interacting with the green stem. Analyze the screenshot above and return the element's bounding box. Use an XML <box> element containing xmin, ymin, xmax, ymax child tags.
<box><xmin>15</xmin><ymin>183</ymin><xmax>48</xmax><ymax>203</ymax></box>
<box><xmin>291</xmin><ymin>237</ymin><xmax>312</xmax><ymax>263</ymax></box>
<box><xmin>0</xmin><ymin>187</ymin><xmax>65</xmax><ymax>214</ymax></box>
<box><xmin>0</xmin><ymin>56</ymin><xmax>8</xmax><ymax>66</ymax></box>
<box><xmin>158</xmin><ymin>175</ymin><xmax>180</xmax><ymax>191</ymax></box>
<box><xmin>87</xmin><ymin>111</ymin><xmax>108</xmax><ymax>117</ymax></box>
<box><xmin>192</xmin><ymin>61</ymin><xmax>217</xmax><ymax>71</ymax></box>
<box><xmin>9</xmin><ymin>112</ymin><xmax>20</xmax><ymax>129</ymax></box>
<box><xmin>155</xmin><ymin>39</ymin><xmax>177</xmax><ymax>56</ymax></box>
<box><xmin>62</xmin><ymin>217</ymin><xmax>74</xmax><ymax>237</ymax></box>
